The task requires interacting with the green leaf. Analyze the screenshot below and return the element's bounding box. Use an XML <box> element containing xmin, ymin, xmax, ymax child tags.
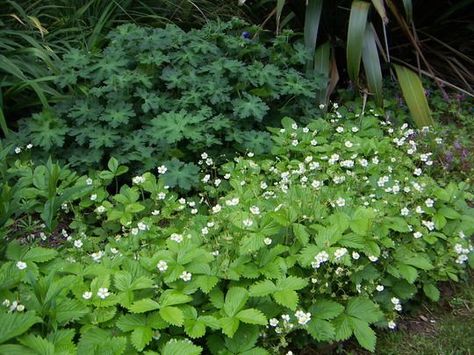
<box><xmin>18</xmin><ymin>334</ymin><xmax>55</xmax><ymax>355</ymax></box>
<box><xmin>0</xmin><ymin>344</ymin><xmax>36</xmax><ymax>355</ymax></box>
<box><xmin>161</xmin><ymin>158</ymin><xmax>199</xmax><ymax>190</ymax></box>
<box><xmin>249</xmin><ymin>280</ymin><xmax>277</xmax><ymax>297</ymax></box>
<box><xmin>423</xmin><ymin>283</ymin><xmax>440</xmax><ymax>302</ymax></box>
<box><xmin>107</xmin><ymin>157</ymin><xmax>119</xmax><ymax>173</ymax></box>
<box><xmin>241</xmin><ymin>349</ymin><xmax>269</xmax><ymax>355</ymax></box>
<box><xmin>148</xmin><ymin>110</ymin><xmax>207</xmax><ymax>144</ymax></box>
<box><xmin>402</xmin><ymin>0</ymin><xmax>413</xmax><ymax>22</ymax></box>
<box><xmin>334</xmin><ymin>314</ymin><xmax>353</xmax><ymax>341</ymax></box>
<box><xmin>394</xmin><ymin>64</ymin><xmax>433</xmax><ymax>127</ymax></box>
<box><xmin>277</xmin><ymin>276</ymin><xmax>308</xmax><ymax>291</ymax></box>
<box><xmin>184</xmin><ymin>319</ymin><xmax>206</xmax><ymax>339</ymax></box>
<box><xmin>23</xmin><ymin>247</ymin><xmax>57</xmax><ymax>263</ymax></box>
<box><xmin>77</xmin><ymin>328</ymin><xmax>127</xmax><ymax>355</ymax></box>
<box><xmin>209</xmin><ymin>288</ymin><xmax>224</xmax><ymax>309</ymax></box>
<box><xmin>0</xmin><ymin>312</ymin><xmax>42</xmax><ymax>344</ymax></box>
<box><xmin>346</xmin><ymin>298</ymin><xmax>383</xmax><ymax>324</ymax></box>
<box><xmin>162</xmin><ymin>339</ymin><xmax>202</xmax><ymax>355</ymax></box>
<box><xmin>131</xmin><ymin>327</ymin><xmax>153</xmax><ymax>351</ymax></box>
<box><xmin>56</xmin><ymin>299</ymin><xmax>89</xmax><ymax>324</ymax></box>
<box><xmin>87</xmin><ymin>307</ymin><xmax>116</xmax><ymax>324</ymax></box>
<box><xmin>159</xmin><ymin>306</ymin><xmax>184</xmax><ymax>326</ymax></box>
<box><xmin>273</xmin><ymin>289</ymin><xmax>299</xmax><ymax>310</ymax></box>
<box><xmin>347</xmin><ymin>1</ymin><xmax>370</xmax><ymax>84</ymax></box>
<box><xmin>129</xmin><ymin>299</ymin><xmax>160</xmax><ymax>313</ymax></box>
<box><xmin>195</xmin><ymin>275</ymin><xmax>218</xmax><ymax>294</ymax></box>
<box><xmin>433</xmin><ymin>213</ymin><xmax>447</xmax><ymax>230</ymax></box>
<box><xmin>309</xmin><ymin>299</ymin><xmax>344</xmax><ymax>320</ymax></box>
<box><xmin>293</xmin><ymin>223</ymin><xmax>310</xmax><ymax>245</ymax></box>
<box><xmin>307</xmin><ymin>319</ymin><xmax>336</xmax><ymax>342</ymax></box>
<box><xmin>304</xmin><ymin>0</ymin><xmax>324</xmax><ymax>72</ymax></box>
<box><xmin>362</xmin><ymin>23</ymin><xmax>383</xmax><ymax>106</ymax></box>
<box><xmin>350</xmin><ymin>207</ymin><xmax>375</xmax><ymax>236</ymax></box>
<box><xmin>299</xmin><ymin>245</ymin><xmax>320</xmax><ymax>266</ymax></box>
<box><xmin>232</xmin><ymin>93</ymin><xmax>269</xmax><ymax>122</ymax></box>
<box><xmin>116</xmin><ymin>314</ymin><xmax>146</xmax><ymax>332</ymax></box>
<box><xmin>384</xmin><ymin>217</ymin><xmax>411</xmax><ymax>232</ymax></box>
<box><xmin>314</xmin><ymin>42</ymin><xmax>332</xmax><ymax>104</ymax></box>
<box><xmin>371</xmin><ymin>0</ymin><xmax>388</xmax><ymax>23</ymax></box>
<box><xmin>438</xmin><ymin>207</ymin><xmax>461</xmax><ymax>219</ymax></box>
<box><xmin>235</xmin><ymin>309</ymin><xmax>267</xmax><ymax>325</ymax></box>
<box><xmin>350</xmin><ymin>317</ymin><xmax>376</xmax><ymax>352</ymax></box>
<box><xmin>199</xmin><ymin>316</ymin><xmax>220</xmax><ymax>330</ymax></box>
<box><xmin>397</xmin><ymin>264</ymin><xmax>418</xmax><ymax>284</ymax></box>
<box><xmin>399</xmin><ymin>254</ymin><xmax>434</xmax><ymax>270</ymax></box>
<box><xmin>220</xmin><ymin>317</ymin><xmax>240</xmax><ymax>338</ymax></box>
<box><xmin>224</xmin><ymin>287</ymin><xmax>249</xmax><ymax>317</ymax></box>
<box><xmin>159</xmin><ymin>290</ymin><xmax>193</xmax><ymax>307</ymax></box>
<box><xmin>276</xmin><ymin>0</ymin><xmax>286</xmax><ymax>33</ymax></box>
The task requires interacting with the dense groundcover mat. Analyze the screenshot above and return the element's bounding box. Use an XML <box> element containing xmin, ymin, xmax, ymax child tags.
<box><xmin>1</xmin><ymin>112</ymin><xmax>473</xmax><ymax>354</ymax></box>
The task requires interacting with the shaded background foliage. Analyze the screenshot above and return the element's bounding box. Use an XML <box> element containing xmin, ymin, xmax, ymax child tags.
<box><xmin>239</xmin><ymin>0</ymin><xmax>473</xmax><ymax>93</ymax></box>
<box><xmin>1</xmin><ymin>0</ymin><xmax>472</xmax><ymax>132</ymax></box>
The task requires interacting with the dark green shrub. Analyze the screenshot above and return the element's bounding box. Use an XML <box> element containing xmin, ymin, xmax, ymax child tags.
<box><xmin>14</xmin><ymin>19</ymin><xmax>323</xmax><ymax>176</ymax></box>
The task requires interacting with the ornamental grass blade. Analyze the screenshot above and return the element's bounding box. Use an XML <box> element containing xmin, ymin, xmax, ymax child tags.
<box><xmin>346</xmin><ymin>1</ymin><xmax>370</xmax><ymax>84</ymax></box>
<box><xmin>394</xmin><ymin>64</ymin><xmax>434</xmax><ymax>127</ymax></box>
<box><xmin>304</xmin><ymin>0</ymin><xmax>323</xmax><ymax>73</ymax></box>
<box><xmin>328</xmin><ymin>55</ymin><xmax>340</xmax><ymax>102</ymax></box>
<box><xmin>362</xmin><ymin>24</ymin><xmax>383</xmax><ymax>106</ymax></box>
<box><xmin>370</xmin><ymin>0</ymin><xmax>388</xmax><ymax>24</ymax></box>
<box><xmin>314</xmin><ymin>42</ymin><xmax>331</xmax><ymax>105</ymax></box>
<box><xmin>276</xmin><ymin>0</ymin><xmax>286</xmax><ymax>34</ymax></box>
<box><xmin>402</xmin><ymin>0</ymin><xmax>413</xmax><ymax>22</ymax></box>
<box><xmin>0</xmin><ymin>92</ymin><xmax>7</xmax><ymax>137</ymax></box>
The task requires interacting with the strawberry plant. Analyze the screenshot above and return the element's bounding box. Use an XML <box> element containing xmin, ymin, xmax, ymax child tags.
<box><xmin>1</xmin><ymin>106</ymin><xmax>473</xmax><ymax>353</ymax></box>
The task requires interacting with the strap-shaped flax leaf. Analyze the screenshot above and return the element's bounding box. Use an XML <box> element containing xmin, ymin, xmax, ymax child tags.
<box><xmin>362</xmin><ymin>24</ymin><xmax>383</xmax><ymax>106</ymax></box>
<box><xmin>314</xmin><ymin>42</ymin><xmax>331</xmax><ymax>105</ymax></box>
<box><xmin>346</xmin><ymin>1</ymin><xmax>370</xmax><ymax>84</ymax></box>
<box><xmin>304</xmin><ymin>0</ymin><xmax>323</xmax><ymax>73</ymax></box>
<box><xmin>402</xmin><ymin>0</ymin><xmax>413</xmax><ymax>22</ymax></box>
<box><xmin>0</xmin><ymin>92</ymin><xmax>7</xmax><ymax>136</ymax></box>
<box><xmin>276</xmin><ymin>0</ymin><xmax>286</xmax><ymax>34</ymax></box>
<box><xmin>394</xmin><ymin>64</ymin><xmax>433</xmax><ymax>127</ymax></box>
<box><xmin>370</xmin><ymin>0</ymin><xmax>388</xmax><ymax>24</ymax></box>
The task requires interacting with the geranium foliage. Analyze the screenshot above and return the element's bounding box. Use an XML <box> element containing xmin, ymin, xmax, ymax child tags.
<box><xmin>13</xmin><ymin>19</ymin><xmax>323</xmax><ymax>185</ymax></box>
